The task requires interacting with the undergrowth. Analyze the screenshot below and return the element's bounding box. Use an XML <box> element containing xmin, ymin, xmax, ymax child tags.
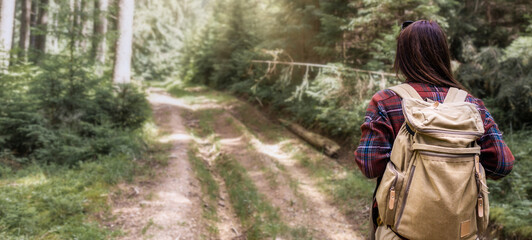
<box><xmin>0</xmin><ymin>126</ymin><xmax>165</xmax><ymax>239</ymax></box>
<box><xmin>487</xmin><ymin>130</ymin><xmax>532</xmax><ymax>239</ymax></box>
<box><xmin>0</xmin><ymin>55</ymin><xmax>154</xmax><ymax>238</ymax></box>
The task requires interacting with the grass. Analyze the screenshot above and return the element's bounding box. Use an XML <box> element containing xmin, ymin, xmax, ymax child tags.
<box><xmin>261</xmin><ymin>165</ymin><xmax>280</xmax><ymax>188</ymax></box>
<box><xmin>167</xmin><ymin>81</ymin><xmax>234</xmax><ymax>106</ymax></box>
<box><xmin>141</xmin><ymin>219</ymin><xmax>155</xmax><ymax>235</ymax></box>
<box><xmin>0</xmin><ymin>155</ymin><xmax>132</xmax><ymax>239</ymax></box>
<box><xmin>0</xmin><ymin>121</ymin><xmax>170</xmax><ymax>239</ymax></box>
<box><xmin>187</xmin><ymin>109</ymin><xmax>223</xmax><ymax>138</ymax></box>
<box><xmin>188</xmin><ymin>149</ymin><xmax>219</xmax><ymax>203</ymax></box>
<box><xmin>215</xmin><ymin>154</ymin><xmax>285</xmax><ymax>239</ymax></box>
<box><xmin>231</xmin><ymin>104</ymin><xmax>285</xmax><ymax>142</ymax></box>
<box><xmin>288</xmin><ymin>178</ymin><xmax>302</xmax><ymax>198</ymax></box>
<box><xmin>187</xmin><ymin>146</ymin><xmax>220</xmax><ymax>238</ymax></box>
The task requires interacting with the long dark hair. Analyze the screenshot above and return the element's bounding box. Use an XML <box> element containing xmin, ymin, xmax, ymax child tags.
<box><xmin>394</xmin><ymin>20</ymin><xmax>466</xmax><ymax>90</ymax></box>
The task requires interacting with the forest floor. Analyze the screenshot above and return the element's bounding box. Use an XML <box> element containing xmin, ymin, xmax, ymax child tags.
<box><xmin>111</xmin><ymin>83</ymin><xmax>374</xmax><ymax>239</ymax></box>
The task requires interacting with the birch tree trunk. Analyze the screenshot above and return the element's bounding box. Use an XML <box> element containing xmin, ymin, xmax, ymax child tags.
<box><xmin>0</xmin><ymin>0</ymin><xmax>16</xmax><ymax>68</ymax></box>
<box><xmin>112</xmin><ymin>0</ymin><xmax>134</xmax><ymax>84</ymax></box>
<box><xmin>19</xmin><ymin>0</ymin><xmax>32</xmax><ymax>60</ymax></box>
<box><xmin>92</xmin><ymin>0</ymin><xmax>108</xmax><ymax>66</ymax></box>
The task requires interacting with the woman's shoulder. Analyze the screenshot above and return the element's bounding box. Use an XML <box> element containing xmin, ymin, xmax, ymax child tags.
<box><xmin>370</xmin><ymin>88</ymin><xmax>400</xmax><ymax>102</ymax></box>
<box><xmin>465</xmin><ymin>94</ymin><xmax>486</xmax><ymax>106</ymax></box>
<box><xmin>465</xmin><ymin>95</ymin><xmax>492</xmax><ymax>121</ymax></box>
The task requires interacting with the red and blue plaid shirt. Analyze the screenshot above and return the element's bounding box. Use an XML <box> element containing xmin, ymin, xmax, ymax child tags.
<box><xmin>355</xmin><ymin>82</ymin><xmax>514</xmax><ymax>180</ymax></box>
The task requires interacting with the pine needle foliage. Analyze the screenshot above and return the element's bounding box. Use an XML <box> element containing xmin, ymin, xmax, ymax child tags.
<box><xmin>457</xmin><ymin>37</ymin><xmax>532</xmax><ymax>129</ymax></box>
<box><xmin>0</xmin><ymin>57</ymin><xmax>149</xmax><ymax>166</ymax></box>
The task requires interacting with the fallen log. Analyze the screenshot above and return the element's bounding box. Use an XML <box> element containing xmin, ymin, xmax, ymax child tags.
<box><xmin>279</xmin><ymin>118</ymin><xmax>341</xmax><ymax>158</ymax></box>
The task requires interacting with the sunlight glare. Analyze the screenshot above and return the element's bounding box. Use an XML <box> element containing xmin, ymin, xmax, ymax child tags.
<box><xmin>219</xmin><ymin>136</ymin><xmax>244</xmax><ymax>146</ymax></box>
<box><xmin>160</xmin><ymin>133</ymin><xmax>193</xmax><ymax>143</ymax></box>
<box><xmin>148</xmin><ymin>93</ymin><xmax>194</xmax><ymax>111</ymax></box>
<box><xmin>250</xmin><ymin>138</ymin><xmax>296</xmax><ymax>166</ymax></box>
<box><xmin>12</xmin><ymin>173</ymin><xmax>48</xmax><ymax>187</ymax></box>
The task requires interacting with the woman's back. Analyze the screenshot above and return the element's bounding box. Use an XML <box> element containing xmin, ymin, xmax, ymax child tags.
<box><xmin>354</xmin><ymin>82</ymin><xmax>513</xmax><ymax>180</ymax></box>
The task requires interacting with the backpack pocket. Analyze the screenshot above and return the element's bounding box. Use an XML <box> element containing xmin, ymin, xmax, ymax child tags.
<box><xmin>395</xmin><ymin>151</ymin><xmax>479</xmax><ymax>240</ymax></box>
<box><xmin>376</xmin><ymin>162</ymin><xmax>404</xmax><ymax>226</ymax></box>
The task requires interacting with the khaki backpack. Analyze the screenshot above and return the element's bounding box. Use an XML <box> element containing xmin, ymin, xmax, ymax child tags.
<box><xmin>375</xmin><ymin>84</ymin><xmax>490</xmax><ymax>240</ymax></box>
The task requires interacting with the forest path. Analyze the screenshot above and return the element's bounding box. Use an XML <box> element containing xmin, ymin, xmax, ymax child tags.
<box><xmin>112</xmin><ymin>85</ymin><xmax>366</xmax><ymax>239</ymax></box>
<box><xmin>111</xmin><ymin>88</ymin><xmax>210</xmax><ymax>239</ymax></box>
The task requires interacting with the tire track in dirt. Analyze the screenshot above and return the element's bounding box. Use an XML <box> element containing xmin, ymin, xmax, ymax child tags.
<box><xmin>112</xmin><ymin>89</ymin><xmax>207</xmax><ymax>240</ymax></box>
<box><xmin>227</xmin><ymin>102</ymin><xmax>372</xmax><ymax>233</ymax></box>
<box><xmin>212</xmin><ymin>174</ymin><xmax>244</xmax><ymax>240</ymax></box>
<box><xmin>213</xmin><ymin>112</ymin><xmax>363</xmax><ymax>240</ymax></box>
<box><xmin>191</xmin><ymin>138</ymin><xmax>244</xmax><ymax>240</ymax></box>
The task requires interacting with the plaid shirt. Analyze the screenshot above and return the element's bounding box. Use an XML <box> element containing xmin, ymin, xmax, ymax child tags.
<box><xmin>355</xmin><ymin>82</ymin><xmax>514</xmax><ymax>180</ymax></box>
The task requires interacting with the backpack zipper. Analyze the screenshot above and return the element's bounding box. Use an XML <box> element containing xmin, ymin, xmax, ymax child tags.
<box><xmin>418</xmin><ymin>151</ymin><xmax>476</xmax><ymax>158</ymax></box>
<box><xmin>417</xmin><ymin>128</ymin><xmax>484</xmax><ymax>137</ymax></box>
<box><xmin>395</xmin><ymin>165</ymin><xmax>416</xmax><ymax>229</ymax></box>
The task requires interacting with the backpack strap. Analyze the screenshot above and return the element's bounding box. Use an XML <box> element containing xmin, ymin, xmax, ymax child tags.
<box><xmin>443</xmin><ymin>87</ymin><xmax>468</xmax><ymax>103</ymax></box>
<box><xmin>389</xmin><ymin>83</ymin><xmax>423</xmax><ymax>100</ymax></box>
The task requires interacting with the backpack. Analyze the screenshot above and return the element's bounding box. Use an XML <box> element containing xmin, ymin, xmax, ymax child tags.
<box><xmin>375</xmin><ymin>84</ymin><xmax>490</xmax><ymax>240</ymax></box>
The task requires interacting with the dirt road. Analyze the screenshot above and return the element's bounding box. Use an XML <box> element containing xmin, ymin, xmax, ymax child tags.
<box><xmin>112</xmin><ymin>86</ymin><xmax>368</xmax><ymax>240</ymax></box>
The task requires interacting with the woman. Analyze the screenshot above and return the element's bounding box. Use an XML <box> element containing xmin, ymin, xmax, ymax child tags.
<box><xmin>354</xmin><ymin>20</ymin><xmax>514</xmax><ymax>239</ymax></box>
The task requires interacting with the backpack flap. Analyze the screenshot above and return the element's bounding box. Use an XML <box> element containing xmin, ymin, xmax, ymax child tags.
<box><xmin>402</xmin><ymin>97</ymin><xmax>485</xmax><ymax>146</ymax></box>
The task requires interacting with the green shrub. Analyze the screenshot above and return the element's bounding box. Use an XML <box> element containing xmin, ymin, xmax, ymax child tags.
<box><xmin>457</xmin><ymin>37</ymin><xmax>532</xmax><ymax>128</ymax></box>
<box><xmin>487</xmin><ymin>130</ymin><xmax>532</xmax><ymax>239</ymax></box>
<box><xmin>0</xmin><ymin>55</ymin><xmax>150</xmax><ymax>166</ymax></box>
<box><xmin>92</xmin><ymin>84</ymin><xmax>151</xmax><ymax>129</ymax></box>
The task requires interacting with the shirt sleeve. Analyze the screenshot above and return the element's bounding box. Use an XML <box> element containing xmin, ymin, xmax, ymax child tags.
<box><xmin>354</xmin><ymin>93</ymin><xmax>395</xmax><ymax>179</ymax></box>
<box><xmin>474</xmin><ymin>99</ymin><xmax>514</xmax><ymax>180</ymax></box>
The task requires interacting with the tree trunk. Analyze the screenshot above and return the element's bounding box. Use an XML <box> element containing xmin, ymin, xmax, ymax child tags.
<box><xmin>112</xmin><ymin>0</ymin><xmax>134</xmax><ymax>84</ymax></box>
<box><xmin>75</xmin><ymin>0</ymin><xmax>89</xmax><ymax>51</ymax></box>
<box><xmin>0</xmin><ymin>0</ymin><xmax>16</xmax><ymax>68</ymax></box>
<box><xmin>34</xmin><ymin>0</ymin><xmax>49</xmax><ymax>60</ymax></box>
<box><xmin>19</xmin><ymin>0</ymin><xmax>31</xmax><ymax>60</ymax></box>
<box><xmin>92</xmin><ymin>0</ymin><xmax>108</xmax><ymax>66</ymax></box>
<box><xmin>279</xmin><ymin>119</ymin><xmax>341</xmax><ymax>158</ymax></box>
<box><xmin>29</xmin><ymin>0</ymin><xmax>37</xmax><ymax>50</ymax></box>
<box><xmin>48</xmin><ymin>4</ymin><xmax>59</xmax><ymax>53</ymax></box>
